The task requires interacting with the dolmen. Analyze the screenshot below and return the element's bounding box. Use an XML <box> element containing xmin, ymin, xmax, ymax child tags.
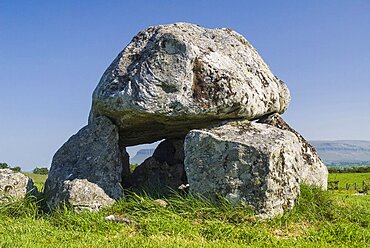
<box><xmin>44</xmin><ymin>23</ymin><xmax>327</xmax><ymax>217</ymax></box>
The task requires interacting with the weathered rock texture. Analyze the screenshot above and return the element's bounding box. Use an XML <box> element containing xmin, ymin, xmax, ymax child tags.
<box><xmin>51</xmin><ymin>179</ymin><xmax>115</xmax><ymax>211</ymax></box>
<box><xmin>130</xmin><ymin>138</ymin><xmax>187</xmax><ymax>190</ymax></box>
<box><xmin>257</xmin><ymin>113</ymin><xmax>328</xmax><ymax>189</ymax></box>
<box><xmin>90</xmin><ymin>22</ymin><xmax>290</xmax><ymax>146</ymax></box>
<box><xmin>184</xmin><ymin>121</ymin><xmax>304</xmax><ymax>218</ymax></box>
<box><xmin>44</xmin><ymin>116</ymin><xmax>126</xmax><ymax>210</ymax></box>
<box><xmin>0</xmin><ymin>169</ymin><xmax>38</xmax><ymax>202</ymax></box>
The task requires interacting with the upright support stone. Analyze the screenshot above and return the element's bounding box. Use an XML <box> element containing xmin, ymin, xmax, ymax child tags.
<box><xmin>257</xmin><ymin>113</ymin><xmax>328</xmax><ymax>189</ymax></box>
<box><xmin>130</xmin><ymin>138</ymin><xmax>186</xmax><ymax>190</ymax></box>
<box><xmin>121</xmin><ymin>148</ymin><xmax>131</xmax><ymax>188</ymax></box>
<box><xmin>184</xmin><ymin>120</ymin><xmax>303</xmax><ymax>218</ymax></box>
<box><xmin>44</xmin><ymin>116</ymin><xmax>124</xmax><ymax>211</ymax></box>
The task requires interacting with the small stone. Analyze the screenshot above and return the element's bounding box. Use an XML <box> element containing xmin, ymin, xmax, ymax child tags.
<box><xmin>0</xmin><ymin>169</ymin><xmax>38</xmax><ymax>202</ymax></box>
<box><xmin>105</xmin><ymin>214</ymin><xmax>116</xmax><ymax>220</ymax></box>
<box><xmin>178</xmin><ymin>184</ymin><xmax>190</xmax><ymax>191</ymax></box>
<box><xmin>105</xmin><ymin>215</ymin><xmax>135</xmax><ymax>224</ymax></box>
<box><xmin>57</xmin><ymin>179</ymin><xmax>115</xmax><ymax>211</ymax></box>
<box><xmin>154</xmin><ymin>199</ymin><xmax>168</xmax><ymax>208</ymax></box>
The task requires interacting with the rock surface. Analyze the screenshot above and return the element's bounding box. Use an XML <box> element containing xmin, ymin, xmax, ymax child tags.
<box><xmin>257</xmin><ymin>113</ymin><xmax>328</xmax><ymax>189</ymax></box>
<box><xmin>52</xmin><ymin>179</ymin><xmax>115</xmax><ymax>211</ymax></box>
<box><xmin>90</xmin><ymin>22</ymin><xmax>290</xmax><ymax>146</ymax></box>
<box><xmin>44</xmin><ymin>116</ymin><xmax>125</xmax><ymax>210</ymax></box>
<box><xmin>184</xmin><ymin>120</ymin><xmax>303</xmax><ymax>218</ymax></box>
<box><xmin>0</xmin><ymin>169</ymin><xmax>38</xmax><ymax>202</ymax></box>
<box><xmin>130</xmin><ymin>138</ymin><xmax>187</xmax><ymax>190</ymax></box>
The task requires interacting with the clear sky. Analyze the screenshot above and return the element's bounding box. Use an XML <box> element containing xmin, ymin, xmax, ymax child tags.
<box><xmin>1</xmin><ymin>1</ymin><xmax>369</xmax><ymax>171</ymax></box>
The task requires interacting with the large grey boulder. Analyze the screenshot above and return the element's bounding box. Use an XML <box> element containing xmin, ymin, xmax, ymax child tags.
<box><xmin>257</xmin><ymin>113</ymin><xmax>328</xmax><ymax>189</ymax></box>
<box><xmin>0</xmin><ymin>169</ymin><xmax>38</xmax><ymax>202</ymax></box>
<box><xmin>44</xmin><ymin>116</ymin><xmax>126</xmax><ymax>210</ymax></box>
<box><xmin>184</xmin><ymin>120</ymin><xmax>303</xmax><ymax>218</ymax></box>
<box><xmin>90</xmin><ymin>22</ymin><xmax>290</xmax><ymax>146</ymax></box>
<box><xmin>130</xmin><ymin>138</ymin><xmax>187</xmax><ymax>190</ymax></box>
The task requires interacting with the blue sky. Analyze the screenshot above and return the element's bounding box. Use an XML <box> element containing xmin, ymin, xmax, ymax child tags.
<box><xmin>0</xmin><ymin>1</ymin><xmax>369</xmax><ymax>170</ymax></box>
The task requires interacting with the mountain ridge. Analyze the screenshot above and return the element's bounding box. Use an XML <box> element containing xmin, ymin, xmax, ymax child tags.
<box><xmin>310</xmin><ymin>140</ymin><xmax>370</xmax><ymax>167</ymax></box>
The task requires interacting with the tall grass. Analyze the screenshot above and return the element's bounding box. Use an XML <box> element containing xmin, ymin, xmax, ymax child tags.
<box><xmin>0</xmin><ymin>183</ymin><xmax>369</xmax><ymax>247</ymax></box>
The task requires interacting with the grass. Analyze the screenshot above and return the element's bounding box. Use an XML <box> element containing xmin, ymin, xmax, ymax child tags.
<box><xmin>0</xmin><ymin>173</ymin><xmax>369</xmax><ymax>247</ymax></box>
<box><xmin>328</xmin><ymin>173</ymin><xmax>370</xmax><ymax>191</ymax></box>
<box><xmin>22</xmin><ymin>172</ymin><xmax>48</xmax><ymax>191</ymax></box>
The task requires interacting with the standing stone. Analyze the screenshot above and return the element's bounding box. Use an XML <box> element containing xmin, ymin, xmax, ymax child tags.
<box><xmin>130</xmin><ymin>138</ymin><xmax>186</xmax><ymax>190</ymax></box>
<box><xmin>44</xmin><ymin>116</ymin><xmax>126</xmax><ymax>210</ymax></box>
<box><xmin>90</xmin><ymin>22</ymin><xmax>290</xmax><ymax>146</ymax></box>
<box><xmin>121</xmin><ymin>148</ymin><xmax>131</xmax><ymax>188</ymax></box>
<box><xmin>0</xmin><ymin>169</ymin><xmax>38</xmax><ymax>202</ymax></box>
<box><xmin>257</xmin><ymin>113</ymin><xmax>328</xmax><ymax>189</ymax></box>
<box><xmin>184</xmin><ymin>120</ymin><xmax>303</xmax><ymax>218</ymax></box>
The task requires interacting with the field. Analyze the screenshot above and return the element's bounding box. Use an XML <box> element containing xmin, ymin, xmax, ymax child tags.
<box><xmin>328</xmin><ymin>172</ymin><xmax>370</xmax><ymax>191</ymax></box>
<box><xmin>0</xmin><ymin>173</ymin><xmax>369</xmax><ymax>247</ymax></box>
<box><xmin>22</xmin><ymin>172</ymin><xmax>48</xmax><ymax>191</ymax></box>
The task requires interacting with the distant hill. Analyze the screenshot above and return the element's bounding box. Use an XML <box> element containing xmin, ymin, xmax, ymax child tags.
<box><xmin>310</xmin><ymin>140</ymin><xmax>370</xmax><ymax>167</ymax></box>
<box><xmin>130</xmin><ymin>148</ymin><xmax>155</xmax><ymax>164</ymax></box>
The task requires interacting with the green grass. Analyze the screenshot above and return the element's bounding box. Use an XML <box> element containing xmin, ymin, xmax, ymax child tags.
<box><xmin>0</xmin><ymin>173</ymin><xmax>369</xmax><ymax>247</ymax></box>
<box><xmin>22</xmin><ymin>172</ymin><xmax>48</xmax><ymax>191</ymax></box>
<box><xmin>328</xmin><ymin>173</ymin><xmax>370</xmax><ymax>191</ymax></box>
